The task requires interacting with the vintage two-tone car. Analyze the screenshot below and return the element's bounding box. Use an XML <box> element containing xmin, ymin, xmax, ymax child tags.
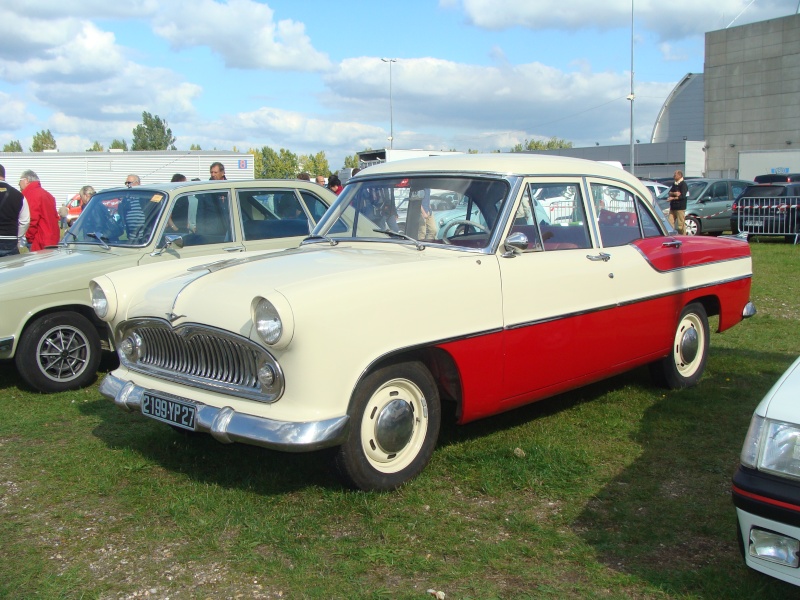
<box><xmin>93</xmin><ymin>154</ymin><xmax>756</xmax><ymax>491</ymax></box>
<box><xmin>733</xmin><ymin>356</ymin><xmax>800</xmax><ymax>587</ymax></box>
<box><xmin>0</xmin><ymin>179</ymin><xmax>335</xmax><ymax>393</ymax></box>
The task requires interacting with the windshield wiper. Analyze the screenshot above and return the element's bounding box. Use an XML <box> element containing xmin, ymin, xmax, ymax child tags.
<box><xmin>373</xmin><ymin>228</ymin><xmax>425</xmax><ymax>251</ymax></box>
<box><xmin>302</xmin><ymin>233</ymin><xmax>338</xmax><ymax>246</ymax></box>
<box><xmin>86</xmin><ymin>232</ymin><xmax>111</xmax><ymax>250</ymax></box>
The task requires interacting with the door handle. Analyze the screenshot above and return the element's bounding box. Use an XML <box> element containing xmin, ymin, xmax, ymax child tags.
<box><xmin>662</xmin><ymin>239</ymin><xmax>682</xmax><ymax>248</ymax></box>
<box><xmin>586</xmin><ymin>252</ymin><xmax>611</xmax><ymax>262</ymax></box>
<box><xmin>223</xmin><ymin>246</ymin><xmax>243</xmax><ymax>252</ymax></box>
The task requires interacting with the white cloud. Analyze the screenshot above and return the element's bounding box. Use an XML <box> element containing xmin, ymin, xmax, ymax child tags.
<box><xmin>152</xmin><ymin>0</ymin><xmax>331</xmax><ymax>71</ymax></box>
<box><xmin>447</xmin><ymin>0</ymin><xmax>798</xmax><ymax>40</ymax></box>
<box><xmin>0</xmin><ymin>92</ymin><xmax>34</xmax><ymax>131</ymax></box>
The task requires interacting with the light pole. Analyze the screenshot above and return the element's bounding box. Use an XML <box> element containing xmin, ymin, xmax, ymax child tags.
<box><xmin>381</xmin><ymin>58</ymin><xmax>397</xmax><ymax>149</ymax></box>
<box><xmin>628</xmin><ymin>0</ymin><xmax>635</xmax><ymax>176</ymax></box>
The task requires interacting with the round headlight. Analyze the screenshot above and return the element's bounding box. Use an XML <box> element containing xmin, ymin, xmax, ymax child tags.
<box><xmin>254</xmin><ymin>298</ymin><xmax>283</xmax><ymax>345</ymax></box>
<box><xmin>90</xmin><ymin>281</ymin><xmax>109</xmax><ymax>319</ymax></box>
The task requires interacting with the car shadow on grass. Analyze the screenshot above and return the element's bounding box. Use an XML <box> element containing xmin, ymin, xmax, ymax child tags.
<box><xmin>572</xmin><ymin>346</ymin><xmax>799</xmax><ymax>599</ymax></box>
<box><xmin>78</xmin><ymin>394</ymin><xmax>342</xmax><ymax>495</ymax></box>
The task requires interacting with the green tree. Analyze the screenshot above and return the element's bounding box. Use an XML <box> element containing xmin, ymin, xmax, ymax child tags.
<box><xmin>258</xmin><ymin>146</ymin><xmax>299</xmax><ymax>179</ymax></box>
<box><xmin>249</xmin><ymin>147</ymin><xmax>264</xmax><ymax>179</ymax></box>
<box><xmin>2</xmin><ymin>140</ymin><xmax>23</xmax><ymax>152</ymax></box>
<box><xmin>131</xmin><ymin>111</ymin><xmax>176</xmax><ymax>150</ymax></box>
<box><xmin>30</xmin><ymin>129</ymin><xmax>57</xmax><ymax>152</ymax></box>
<box><xmin>343</xmin><ymin>153</ymin><xmax>360</xmax><ymax>169</ymax></box>
<box><xmin>110</xmin><ymin>139</ymin><xmax>128</xmax><ymax>151</ymax></box>
<box><xmin>87</xmin><ymin>141</ymin><xmax>104</xmax><ymax>152</ymax></box>
<box><xmin>190</xmin><ymin>143</ymin><xmax>202</xmax><ymax>150</ymax></box>
<box><xmin>467</xmin><ymin>149</ymin><xmax>479</xmax><ymax>154</ymax></box>
<box><xmin>511</xmin><ymin>136</ymin><xmax>573</xmax><ymax>152</ymax></box>
<box><xmin>300</xmin><ymin>151</ymin><xmax>330</xmax><ymax>177</ymax></box>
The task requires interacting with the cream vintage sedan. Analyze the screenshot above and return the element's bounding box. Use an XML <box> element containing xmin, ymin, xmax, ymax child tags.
<box><xmin>0</xmin><ymin>179</ymin><xmax>335</xmax><ymax>393</ymax></box>
<box><xmin>93</xmin><ymin>154</ymin><xmax>756</xmax><ymax>491</ymax></box>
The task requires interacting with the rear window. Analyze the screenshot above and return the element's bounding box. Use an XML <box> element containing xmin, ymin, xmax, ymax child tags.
<box><xmin>740</xmin><ymin>185</ymin><xmax>792</xmax><ymax>197</ymax></box>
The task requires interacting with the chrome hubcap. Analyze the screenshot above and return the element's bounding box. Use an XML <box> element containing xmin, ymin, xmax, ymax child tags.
<box><xmin>679</xmin><ymin>325</ymin><xmax>699</xmax><ymax>364</ymax></box>
<box><xmin>374</xmin><ymin>399</ymin><xmax>414</xmax><ymax>453</ymax></box>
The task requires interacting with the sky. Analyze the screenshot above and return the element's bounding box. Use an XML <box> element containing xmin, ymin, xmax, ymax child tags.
<box><xmin>0</xmin><ymin>0</ymin><xmax>798</xmax><ymax>171</ymax></box>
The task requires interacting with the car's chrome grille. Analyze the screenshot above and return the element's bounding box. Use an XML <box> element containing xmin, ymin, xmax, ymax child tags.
<box><xmin>117</xmin><ymin>319</ymin><xmax>283</xmax><ymax>402</ymax></box>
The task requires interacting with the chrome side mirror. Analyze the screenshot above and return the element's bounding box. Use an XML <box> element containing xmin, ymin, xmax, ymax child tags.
<box><xmin>150</xmin><ymin>233</ymin><xmax>185</xmax><ymax>256</ymax></box>
<box><xmin>503</xmin><ymin>232</ymin><xmax>529</xmax><ymax>257</ymax></box>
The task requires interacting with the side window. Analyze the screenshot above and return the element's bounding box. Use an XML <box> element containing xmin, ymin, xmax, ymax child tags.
<box><xmin>507</xmin><ymin>186</ymin><xmax>542</xmax><ymax>251</ymax></box>
<box><xmin>532</xmin><ymin>183</ymin><xmax>590</xmax><ymax>250</ymax></box>
<box><xmin>710</xmin><ymin>182</ymin><xmax>727</xmax><ymax>200</ymax></box>
<box><xmin>181</xmin><ymin>192</ymin><xmax>232</xmax><ymax>246</ymax></box>
<box><xmin>731</xmin><ymin>182</ymin><xmax>748</xmax><ymax>200</ymax></box>
<box><xmin>636</xmin><ymin>197</ymin><xmax>662</xmax><ymax>238</ymax></box>
<box><xmin>239</xmin><ymin>190</ymin><xmax>310</xmax><ymax>241</ymax></box>
<box><xmin>301</xmin><ymin>191</ymin><xmax>329</xmax><ymax>221</ymax></box>
<box><xmin>592</xmin><ymin>184</ymin><xmax>642</xmax><ymax>247</ymax></box>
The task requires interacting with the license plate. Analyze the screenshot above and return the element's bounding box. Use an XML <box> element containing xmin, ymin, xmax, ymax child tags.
<box><xmin>744</xmin><ymin>219</ymin><xmax>763</xmax><ymax>226</ymax></box>
<box><xmin>142</xmin><ymin>392</ymin><xmax>196</xmax><ymax>430</ymax></box>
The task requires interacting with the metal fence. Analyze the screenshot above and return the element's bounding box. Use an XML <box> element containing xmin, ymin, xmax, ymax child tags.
<box><xmin>734</xmin><ymin>197</ymin><xmax>799</xmax><ymax>244</ymax></box>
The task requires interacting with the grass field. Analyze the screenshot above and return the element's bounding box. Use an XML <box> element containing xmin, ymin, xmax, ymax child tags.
<box><xmin>1</xmin><ymin>239</ymin><xmax>798</xmax><ymax>599</ymax></box>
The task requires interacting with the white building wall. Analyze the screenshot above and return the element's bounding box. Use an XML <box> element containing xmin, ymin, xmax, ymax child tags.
<box><xmin>0</xmin><ymin>151</ymin><xmax>254</xmax><ymax>204</ymax></box>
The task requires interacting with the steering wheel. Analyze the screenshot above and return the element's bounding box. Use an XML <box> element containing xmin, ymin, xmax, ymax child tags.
<box><xmin>441</xmin><ymin>219</ymin><xmax>490</xmax><ymax>244</ymax></box>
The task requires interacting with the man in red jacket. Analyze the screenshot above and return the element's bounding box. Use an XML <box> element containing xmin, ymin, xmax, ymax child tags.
<box><xmin>19</xmin><ymin>169</ymin><xmax>60</xmax><ymax>251</ymax></box>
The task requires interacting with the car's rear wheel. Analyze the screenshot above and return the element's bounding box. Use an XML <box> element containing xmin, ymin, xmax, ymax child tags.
<box><xmin>334</xmin><ymin>361</ymin><xmax>440</xmax><ymax>491</ymax></box>
<box><xmin>684</xmin><ymin>216</ymin><xmax>701</xmax><ymax>236</ymax></box>
<box><xmin>650</xmin><ymin>302</ymin><xmax>709</xmax><ymax>389</ymax></box>
<box><xmin>16</xmin><ymin>312</ymin><xmax>101</xmax><ymax>393</ymax></box>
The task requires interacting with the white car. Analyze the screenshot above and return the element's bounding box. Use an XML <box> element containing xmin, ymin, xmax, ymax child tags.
<box><xmin>733</xmin><ymin>356</ymin><xmax>800</xmax><ymax>587</ymax></box>
<box><xmin>93</xmin><ymin>153</ymin><xmax>755</xmax><ymax>491</ymax></box>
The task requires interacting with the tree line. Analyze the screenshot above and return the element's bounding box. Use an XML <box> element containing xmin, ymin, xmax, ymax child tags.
<box><xmin>2</xmin><ymin>111</ymin><xmax>572</xmax><ymax>175</ymax></box>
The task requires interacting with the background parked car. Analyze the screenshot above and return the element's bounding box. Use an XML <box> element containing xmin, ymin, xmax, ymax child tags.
<box><xmin>640</xmin><ymin>180</ymin><xmax>669</xmax><ymax>202</ymax></box>
<box><xmin>731</xmin><ymin>182</ymin><xmax>800</xmax><ymax>242</ymax></box>
<box><xmin>753</xmin><ymin>173</ymin><xmax>800</xmax><ymax>184</ymax></box>
<box><xmin>733</xmin><ymin>356</ymin><xmax>800</xmax><ymax>587</ymax></box>
<box><xmin>656</xmin><ymin>178</ymin><xmax>752</xmax><ymax>235</ymax></box>
<box><xmin>0</xmin><ymin>179</ymin><xmax>335</xmax><ymax>393</ymax></box>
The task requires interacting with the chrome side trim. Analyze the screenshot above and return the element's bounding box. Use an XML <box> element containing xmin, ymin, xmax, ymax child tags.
<box><xmin>100</xmin><ymin>373</ymin><xmax>349</xmax><ymax>452</ymax></box>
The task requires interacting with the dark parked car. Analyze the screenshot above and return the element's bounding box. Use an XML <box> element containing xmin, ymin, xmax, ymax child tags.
<box><xmin>753</xmin><ymin>173</ymin><xmax>800</xmax><ymax>184</ymax></box>
<box><xmin>731</xmin><ymin>183</ymin><xmax>800</xmax><ymax>242</ymax></box>
<box><xmin>656</xmin><ymin>178</ymin><xmax>752</xmax><ymax>235</ymax></box>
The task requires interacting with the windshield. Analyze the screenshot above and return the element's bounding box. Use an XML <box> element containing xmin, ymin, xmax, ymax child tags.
<box><xmin>312</xmin><ymin>176</ymin><xmax>510</xmax><ymax>249</ymax></box>
<box><xmin>67</xmin><ymin>189</ymin><xmax>167</xmax><ymax>246</ymax></box>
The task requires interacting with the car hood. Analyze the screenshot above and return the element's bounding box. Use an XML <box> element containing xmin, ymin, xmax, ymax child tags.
<box><xmin>0</xmin><ymin>244</ymin><xmax>138</xmax><ymax>300</ymax></box>
<box><xmin>120</xmin><ymin>243</ymin><xmax>464</xmax><ymax>333</ymax></box>
<box><xmin>756</xmin><ymin>356</ymin><xmax>800</xmax><ymax>424</ymax></box>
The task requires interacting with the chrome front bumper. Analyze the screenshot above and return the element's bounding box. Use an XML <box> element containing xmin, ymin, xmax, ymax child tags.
<box><xmin>99</xmin><ymin>373</ymin><xmax>350</xmax><ymax>452</ymax></box>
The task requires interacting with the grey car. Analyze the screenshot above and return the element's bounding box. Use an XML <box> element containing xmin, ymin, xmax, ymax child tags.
<box><xmin>657</xmin><ymin>178</ymin><xmax>752</xmax><ymax>235</ymax></box>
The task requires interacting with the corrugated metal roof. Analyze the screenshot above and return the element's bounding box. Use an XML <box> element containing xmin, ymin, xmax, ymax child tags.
<box><xmin>0</xmin><ymin>151</ymin><xmax>254</xmax><ymax>204</ymax></box>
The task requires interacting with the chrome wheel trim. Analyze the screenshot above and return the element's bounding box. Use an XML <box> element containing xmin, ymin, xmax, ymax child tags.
<box><xmin>360</xmin><ymin>377</ymin><xmax>429</xmax><ymax>473</ymax></box>
<box><xmin>673</xmin><ymin>312</ymin><xmax>704</xmax><ymax>378</ymax></box>
<box><xmin>684</xmin><ymin>218</ymin><xmax>699</xmax><ymax>235</ymax></box>
<box><xmin>35</xmin><ymin>324</ymin><xmax>91</xmax><ymax>382</ymax></box>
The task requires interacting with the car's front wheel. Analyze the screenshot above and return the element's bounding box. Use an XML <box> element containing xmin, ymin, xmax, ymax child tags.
<box><xmin>684</xmin><ymin>216</ymin><xmax>701</xmax><ymax>235</ymax></box>
<box><xmin>334</xmin><ymin>361</ymin><xmax>441</xmax><ymax>491</ymax></box>
<box><xmin>650</xmin><ymin>302</ymin><xmax>709</xmax><ymax>389</ymax></box>
<box><xmin>16</xmin><ymin>312</ymin><xmax>102</xmax><ymax>393</ymax></box>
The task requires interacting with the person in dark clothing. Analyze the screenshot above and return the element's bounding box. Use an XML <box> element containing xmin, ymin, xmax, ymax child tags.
<box><xmin>668</xmin><ymin>170</ymin><xmax>688</xmax><ymax>234</ymax></box>
<box><xmin>0</xmin><ymin>164</ymin><xmax>29</xmax><ymax>256</ymax></box>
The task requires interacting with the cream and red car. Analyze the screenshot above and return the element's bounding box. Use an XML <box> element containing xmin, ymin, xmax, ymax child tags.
<box><xmin>93</xmin><ymin>154</ymin><xmax>756</xmax><ymax>491</ymax></box>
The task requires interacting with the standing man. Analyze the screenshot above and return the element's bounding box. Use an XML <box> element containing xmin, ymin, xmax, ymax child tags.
<box><xmin>0</xmin><ymin>164</ymin><xmax>29</xmax><ymax>257</ymax></box>
<box><xmin>19</xmin><ymin>169</ymin><xmax>59</xmax><ymax>251</ymax></box>
<box><xmin>210</xmin><ymin>162</ymin><xmax>226</xmax><ymax>180</ymax></box>
<box><xmin>315</xmin><ymin>175</ymin><xmax>326</xmax><ymax>186</ymax></box>
<box><xmin>668</xmin><ymin>170</ymin><xmax>688</xmax><ymax>235</ymax></box>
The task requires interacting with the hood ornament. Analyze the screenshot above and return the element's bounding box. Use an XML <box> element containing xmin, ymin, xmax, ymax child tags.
<box><xmin>166</xmin><ymin>312</ymin><xmax>186</xmax><ymax>323</ymax></box>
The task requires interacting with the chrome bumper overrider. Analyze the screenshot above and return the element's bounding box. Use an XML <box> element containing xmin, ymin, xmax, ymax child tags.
<box><xmin>99</xmin><ymin>373</ymin><xmax>349</xmax><ymax>452</ymax></box>
<box><xmin>0</xmin><ymin>335</ymin><xmax>14</xmax><ymax>359</ymax></box>
<box><xmin>743</xmin><ymin>301</ymin><xmax>757</xmax><ymax>319</ymax></box>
